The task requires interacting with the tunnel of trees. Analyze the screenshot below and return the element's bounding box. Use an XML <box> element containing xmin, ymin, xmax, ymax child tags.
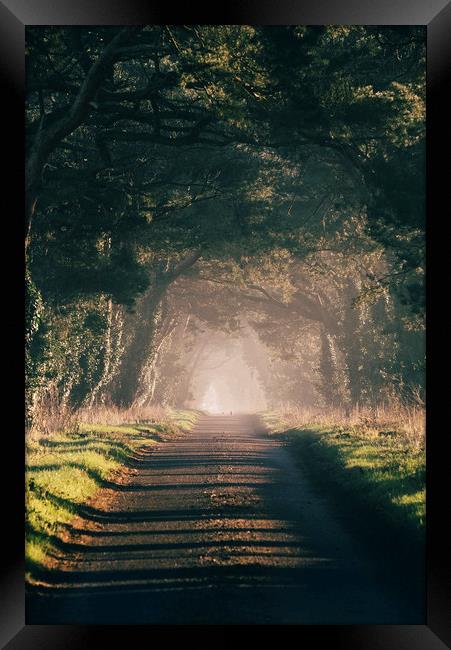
<box><xmin>25</xmin><ymin>25</ymin><xmax>425</xmax><ymax>428</ymax></box>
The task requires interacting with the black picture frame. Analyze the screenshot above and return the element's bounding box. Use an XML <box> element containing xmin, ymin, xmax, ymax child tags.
<box><xmin>2</xmin><ymin>1</ymin><xmax>449</xmax><ymax>646</ymax></box>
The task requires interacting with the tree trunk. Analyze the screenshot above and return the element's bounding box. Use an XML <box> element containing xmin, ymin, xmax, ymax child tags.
<box><xmin>340</xmin><ymin>280</ymin><xmax>364</xmax><ymax>406</ymax></box>
<box><xmin>86</xmin><ymin>300</ymin><xmax>125</xmax><ymax>407</ymax></box>
<box><xmin>134</xmin><ymin>300</ymin><xmax>179</xmax><ymax>406</ymax></box>
<box><xmin>110</xmin><ymin>280</ymin><xmax>169</xmax><ymax>407</ymax></box>
<box><xmin>110</xmin><ymin>250</ymin><xmax>202</xmax><ymax>407</ymax></box>
<box><xmin>318</xmin><ymin>327</ymin><xmax>348</xmax><ymax>408</ymax></box>
<box><xmin>176</xmin><ymin>336</ymin><xmax>212</xmax><ymax>407</ymax></box>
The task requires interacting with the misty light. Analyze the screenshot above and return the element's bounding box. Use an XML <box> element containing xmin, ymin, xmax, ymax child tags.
<box><xmin>200</xmin><ymin>384</ymin><xmax>222</xmax><ymax>413</ymax></box>
<box><xmin>192</xmin><ymin>331</ymin><xmax>268</xmax><ymax>414</ymax></box>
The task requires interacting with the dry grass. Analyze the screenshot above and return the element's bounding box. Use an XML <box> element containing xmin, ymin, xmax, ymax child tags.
<box><xmin>26</xmin><ymin>394</ymin><xmax>201</xmax><ymax>439</ymax></box>
<box><xmin>263</xmin><ymin>396</ymin><xmax>426</xmax><ymax>533</ymax></box>
<box><xmin>76</xmin><ymin>402</ymin><xmax>170</xmax><ymax>426</ymax></box>
<box><xmin>275</xmin><ymin>398</ymin><xmax>425</xmax><ymax>449</ymax></box>
<box><xmin>27</xmin><ymin>395</ymin><xmax>172</xmax><ymax>438</ymax></box>
<box><xmin>27</xmin><ymin>386</ymin><xmax>79</xmax><ymax>438</ymax></box>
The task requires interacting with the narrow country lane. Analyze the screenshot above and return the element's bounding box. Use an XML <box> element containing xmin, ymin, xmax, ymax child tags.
<box><xmin>27</xmin><ymin>414</ymin><xmax>413</xmax><ymax>624</ymax></box>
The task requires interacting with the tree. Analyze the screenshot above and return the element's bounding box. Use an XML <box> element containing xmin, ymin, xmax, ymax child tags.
<box><xmin>25</xmin><ymin>26</ymin><xmax>425</xmax><ymax>424</ymax></box>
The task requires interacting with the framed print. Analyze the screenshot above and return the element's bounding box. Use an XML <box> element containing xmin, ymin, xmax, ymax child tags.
<box><xmin>1</xmin><ymin>0</ymin><xmax>449</xmax><ymax>647</ymax></box>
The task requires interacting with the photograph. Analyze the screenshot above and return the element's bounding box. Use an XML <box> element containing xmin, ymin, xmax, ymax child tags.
<box><xmin>24</xmin><ymin>23</ymin><xmax>427</xmax><ymax>626</ymax></box>
<box><xmin>0</xmin><ymin>1</ymin><xmax>447</xmax><ymax>645</ymax></box>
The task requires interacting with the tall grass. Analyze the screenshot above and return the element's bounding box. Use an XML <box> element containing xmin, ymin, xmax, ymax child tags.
<box><xmin>27</xmin><ymin>386</ymin><xmax>79</xmax><ymax>438</ymax></box>
<box><xmin>263</xmin><ymin>396</ymin><xmax>426</xmax><ymax>534</ymax></box>
<box><xmin>27</xmin><ymin>395</ymin><xmax>172</xmax><ymax>438</ymax></box>
<box><xmin>274</xmin><ymin>398</ymin><xmax>425</xmax><ymax>448</ymax></box>
<box><xmin>76</xmin><ymin>402</ymin><xmax>169</xmax><ymax>426</ymax></box>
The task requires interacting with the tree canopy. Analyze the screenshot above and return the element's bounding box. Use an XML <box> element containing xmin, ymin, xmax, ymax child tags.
<box><xmin>25</xmin><ymin>25</ymin><xmax>425</xmax><ymax>424</ymax></box>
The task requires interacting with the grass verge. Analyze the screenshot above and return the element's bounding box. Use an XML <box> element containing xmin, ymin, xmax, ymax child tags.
<box><xmin>261</xmin><ymin>410</ymin><xmax>425</xmax><ymax>610</ymax></box>
<box><xmin>26</xmin><ymin>411</ymin><xmax>200</xmax><ymax>581</ymax></box>
<box><xmin>167</xmin><ymin>408</ymin><xmax>204</xmax><ymax>430</ymax></box>
<box><xmin>262</xmin><ymin>411</ymin><xmax>425</xmax><ymax>535</ymax></box>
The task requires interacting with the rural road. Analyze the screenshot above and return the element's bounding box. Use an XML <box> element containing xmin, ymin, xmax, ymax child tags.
<box><xmin>27</xmin><ymin>414</ymin><xmax>420</xmax><ymax>624</ymax></box>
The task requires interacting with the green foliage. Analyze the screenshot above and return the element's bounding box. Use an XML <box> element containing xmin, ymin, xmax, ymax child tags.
<box><xmin>27</xmin><ymin>296</ymin><xmax>113</xmax><ymax>416</ymax></box>
<box><xmin>263</xmin><ymin>414</ymin><xmax>425</xmax><ymax>534</ymax></box>
<box><xmin>25</xmin><ymin>26</ymin><xmax>425</xmax><ymax>417</ymax></box>
<box><xmin>26</xmin><ymin>270</ymin><xmax>46</xmax><ymax>426</ymax></box>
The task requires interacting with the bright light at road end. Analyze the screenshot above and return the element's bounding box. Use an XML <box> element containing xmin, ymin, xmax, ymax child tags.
<box><xmin>200</xmin><ymin>384</ymin><xmax>223</xmax><ymax>413</ymax></box>
<box><xmin>189</xmin><ymin>330</ymin><xmax>269</xmax><ymax>414</ymax></box>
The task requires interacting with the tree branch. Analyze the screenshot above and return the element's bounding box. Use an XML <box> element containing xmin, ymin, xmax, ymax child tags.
<box><xmin>26</xmin><ymin>27</ymin><xmax>140</xmax><ymax>250</ymax></box>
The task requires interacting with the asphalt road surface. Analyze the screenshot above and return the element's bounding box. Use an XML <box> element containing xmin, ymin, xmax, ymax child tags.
<box><xmin>27</xmin><ymin>414</ymin><xmax>423</xmax><ymax>624</ymax></box>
